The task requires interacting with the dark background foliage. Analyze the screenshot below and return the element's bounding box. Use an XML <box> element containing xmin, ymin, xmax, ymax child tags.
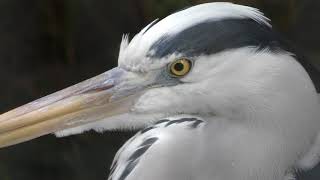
<box><xmin>0</xmin><ymin>0</ymin><xmax>319</xmax><ymax>179</ymax></box>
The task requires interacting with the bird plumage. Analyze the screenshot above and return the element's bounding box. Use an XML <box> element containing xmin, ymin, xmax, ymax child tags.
<box><xmin>108</xmin><ymin>116</ymin><xmax>205</xmax><ymax>180</ymax></box>
<box><xmin>118</xmin><ymin>2</ymin><xmax>271</xmax><ymax>71</ymax></box>
<box><xmin>0</xmin><ymin>2</ymin><xmax>319</xmax><ymax>180</ymax></box>
<box><xmin>54</xmin><ymin>3</ymin><xmax>320</xmax><ymax>180</ymax></box>
<box><xmin>107</xmin><ymin>48</ymin><xmax>320</xmax><ymax>180</ymax></box>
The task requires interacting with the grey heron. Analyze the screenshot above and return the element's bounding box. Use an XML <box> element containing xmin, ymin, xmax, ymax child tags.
<box><xmin>0</xmin><ymin>2</ymin><xmax>320</xmax><ymax>180</ymax></box>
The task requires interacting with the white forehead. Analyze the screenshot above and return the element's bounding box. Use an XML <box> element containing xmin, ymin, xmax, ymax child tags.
<box><xmin>118</xmin><ymin>2</ymin><xmax>270</xmax><ymax>72</ymax></box>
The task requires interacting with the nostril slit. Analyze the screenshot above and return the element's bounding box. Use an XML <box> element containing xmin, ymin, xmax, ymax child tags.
<box><xmin>82</xmin><ymin>84</ymin><xmax>115</xmax><ymax>94</ymax></box>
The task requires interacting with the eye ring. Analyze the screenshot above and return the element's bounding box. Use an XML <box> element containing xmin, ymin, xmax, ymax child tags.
<box><xmin>168</xmin><ymin>58</ymin><xmax>192</xmax><ymax>77</ymax></box>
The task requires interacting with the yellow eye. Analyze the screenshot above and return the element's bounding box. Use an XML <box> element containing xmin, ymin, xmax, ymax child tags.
<box><xmin>169</xmin><ymin>58</ymin><xmax>192</xmax><ymax>77</ymax></box>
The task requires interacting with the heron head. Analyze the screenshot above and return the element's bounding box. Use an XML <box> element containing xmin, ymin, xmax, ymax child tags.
<box><xmin>0</xmin><ymin>2</ymin><xmax>318</xmax><ymax>148</ymax></box>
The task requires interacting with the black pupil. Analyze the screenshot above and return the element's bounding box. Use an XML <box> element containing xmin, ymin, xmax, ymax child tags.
<box><xmin>174</xmin><ymin>62</ymin><xmax>184</xmax><ymax>71</ymax></box>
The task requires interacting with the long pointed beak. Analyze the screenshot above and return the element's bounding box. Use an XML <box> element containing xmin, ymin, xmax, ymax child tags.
<box><xmin>0</xmin><ymin>68</ymin><xmax>138</xmax><ymax>148</ymax></box>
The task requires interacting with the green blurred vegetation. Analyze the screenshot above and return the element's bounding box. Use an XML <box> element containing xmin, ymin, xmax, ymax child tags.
<box><xmin>0</xmin><ymin>0</ymin><xmax>319</xmax><ymax>180</ymax></box>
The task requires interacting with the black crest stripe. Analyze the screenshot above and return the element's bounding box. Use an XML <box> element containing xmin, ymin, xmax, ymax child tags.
<box><xmin>148</xmin><ymin>18</ymin><xmax>320</xmax><ymax>92</ymax></box>
<box><xmin>148</xmin><ymin>18</ymin><xmax>282</xmax><ymax>58</ymax></box>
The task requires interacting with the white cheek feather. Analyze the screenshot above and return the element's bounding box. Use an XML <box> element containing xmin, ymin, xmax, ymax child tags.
<box><xmin>118</xmin><ymin>2</ymin><xmax>270</xmax><ymax>72</ymax></box>
<box><xmin>129</xmin><ymin>47</ymin><xmax>320</xmax><ymax>175</ymax></box>
<box><xmin>133</xmin><ymin>47</ymin><xmax>318</xmax><ymax>123</ymax></box>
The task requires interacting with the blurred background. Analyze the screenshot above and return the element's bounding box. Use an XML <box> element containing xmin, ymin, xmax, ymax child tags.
<box><xmin>0</xmin><ymin>0</ymin><xmax>319</xmax><ymax>179</ymax></box>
